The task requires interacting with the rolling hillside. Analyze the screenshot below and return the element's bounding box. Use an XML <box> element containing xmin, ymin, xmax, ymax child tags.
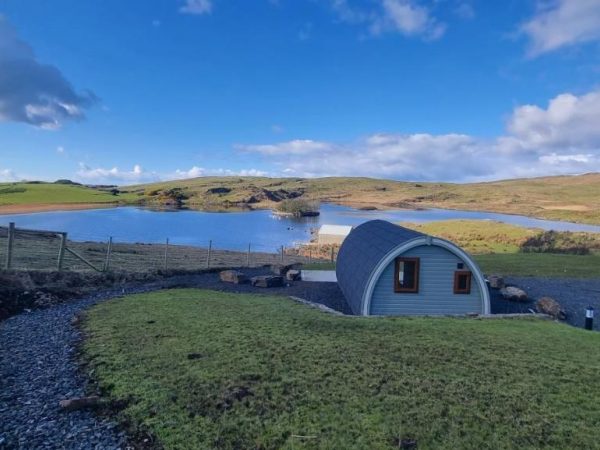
<box><xmin>1</xmin><ymin>173</ymin><xmax>599</xmax><ymax>224</ymax></box>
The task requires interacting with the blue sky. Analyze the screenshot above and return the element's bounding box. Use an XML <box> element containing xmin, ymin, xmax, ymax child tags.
<box><xmin>1</xmin><ymin>0</ymin><xmax>600</xmax><ymax>184</ymax></box>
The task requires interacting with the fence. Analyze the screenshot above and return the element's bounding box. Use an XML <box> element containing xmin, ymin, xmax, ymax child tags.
<box><xmin>0</xmin><ymin>222</ymin><xmax>331</xmax><ymax>273</ymax></box>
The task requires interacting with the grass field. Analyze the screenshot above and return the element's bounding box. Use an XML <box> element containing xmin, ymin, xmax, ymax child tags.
<box><xmin>0</xmin><ymin>182</ymin><xmax>137</xmax><ymax>207</ymax></box>
<box><xmin>83</xmin><ymin>289</ymin><xmax>600</xmax><ymax>449</ymax></box>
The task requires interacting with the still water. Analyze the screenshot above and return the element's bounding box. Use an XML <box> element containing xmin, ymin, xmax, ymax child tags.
<box><xmin>1</xmin><ymin>203</ymin><xmax>599</xmax><ymax>251</ymax></box>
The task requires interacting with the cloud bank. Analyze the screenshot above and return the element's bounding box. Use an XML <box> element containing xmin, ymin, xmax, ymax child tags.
<box><xmin>238</xmin><ymin>89</ymin><xmax>600</xmax><ymax>181</ymax></box>
<box><xmin>0</xmin><ymin>16</ymin><xmax>97</xmax><ymax>129</ymax></box>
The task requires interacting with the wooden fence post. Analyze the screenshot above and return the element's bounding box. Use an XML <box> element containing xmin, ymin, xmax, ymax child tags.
<box><xmin>57</xmin><ymin>232</ymin><xmax>67</xmax><ymax>271</ymax></box>
<box><xmin>308</xmin><ymin>248</ymin><xmax>312</xmax><ymax>264</ymax></box>
<box><xmin>246</xmin><ymin>243</ymin><xmax>251</xmax><ymax>267</ymax></box>
<box><xmin>330</xmin><ymin>246</ymin><xmax>335</xmax><ymax>263</ymax></box>
<box><xmin>164</xmin><ymin>238</ymin><xmax>169</xmax><ymax>271</ymax></box>
<box><xmin>5</xmin><ymin>222</ymin><xmax>15</xmax><ymax>270</ymax></box>
<box><xmin>206</xmin><ymin>240</ymin><xmax>212</xmax><ymax>269</ymax></box>
<box><xmin>280</xmin><ymin>245</ymin><xmax>284</xmax><ymax>263</ymax></box>
<box><xmin>103</xmin><ymin>237</ymin><xmax>113</xmax><ymax>272</ymax></box>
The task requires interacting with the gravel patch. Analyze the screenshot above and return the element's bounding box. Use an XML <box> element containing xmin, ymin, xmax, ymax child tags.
<box><xmin>491</xmin><ymin>277</ymin><xmax>600</xmax><ymax>330</ymax></box>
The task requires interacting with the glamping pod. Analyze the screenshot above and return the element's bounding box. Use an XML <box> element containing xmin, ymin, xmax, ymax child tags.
<box><xmin>336</xmin><ymin>220</ymin><xmax>490</xmax><ymax>316</ymax></box>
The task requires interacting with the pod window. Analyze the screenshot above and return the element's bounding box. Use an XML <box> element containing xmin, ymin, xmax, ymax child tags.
<box><xmin>394</xmin><ymin>257</ymin><xmax>420</xmax><ymax>293</ymax></box>
<box><xmin>454</xmin><ymin>271</ymin><xmax>472</xmax><ymax>294</ymax></box>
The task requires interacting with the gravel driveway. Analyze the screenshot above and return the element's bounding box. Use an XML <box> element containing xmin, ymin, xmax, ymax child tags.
<box><xmin>1</xmin><ymin>271</ymin><xmax>598</xmax><ymax>448</ymax></box>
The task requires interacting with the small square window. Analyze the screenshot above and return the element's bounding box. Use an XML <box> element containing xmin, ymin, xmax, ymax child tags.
<box><xmin>457</xmin><ymin>262</ymin><xmax>464</xmax><ymax>269</ymax></box>
<box><xmin>394</xmin><ymin>257</ymin><xmax>420</xmax><ymax>293</ymax></box>
<box><xmin>454</xmin><ymin>271</ymin><xmax>472</xmax><ymax>294</ymax></box>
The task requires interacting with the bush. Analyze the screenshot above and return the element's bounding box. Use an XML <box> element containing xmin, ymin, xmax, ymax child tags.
<box><xmin>520</xmin><ymin>230</ymin><xmax>594</xmax><ymax>255</ymax></box>
<box><xmin>275</xmin><ymin>198</ymin><xmax>319</xmax><ymax>216</ymax></box>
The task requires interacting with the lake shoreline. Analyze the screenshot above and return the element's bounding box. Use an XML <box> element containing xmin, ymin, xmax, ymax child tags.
<box><xmin>0</xmin><ymin>202</ymin><xmax>120</xmax><ymax>215</ymax></box>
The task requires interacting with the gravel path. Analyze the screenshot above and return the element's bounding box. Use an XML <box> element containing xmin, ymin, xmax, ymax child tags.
<box><xmin>491</xmin><ymin>277</ymin><xmax>600</xmax><ymax>330</ymax></box>
<box><xmin>0</xmin><ymin>269</ymin><xmax>347</xmax><ymax>449</ymax></box>
<box><xmin>1</xmin><ymin>271</ymin><xmax>598</xmax><ymax>448</ymax></box>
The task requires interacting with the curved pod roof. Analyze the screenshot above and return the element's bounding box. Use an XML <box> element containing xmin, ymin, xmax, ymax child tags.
<box><xmin>336</xmin><ymin>220</ymin><xmax>490</xmax><ymax>316</ymax></box>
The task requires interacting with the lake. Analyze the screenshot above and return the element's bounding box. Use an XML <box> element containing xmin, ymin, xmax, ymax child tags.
<box><xmin>1</xmin><ymin>203</ymin><xmax>599</xmax><ymax>252</ymax></box>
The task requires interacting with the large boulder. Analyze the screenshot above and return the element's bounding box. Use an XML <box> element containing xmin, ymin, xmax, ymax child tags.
<box><xmin>251</xmin><ymin>275</ymin><xmax>284</xmax><ymax>288</ymax></box>
<box><xmin>500</xmin><ymin>286</ymin><xmax>528</xmax><ymax>302</ymax></box>
<box><xmin>536</xmin><ymin>297</ymin><xmax>566</xmax><ymax>320</ymax></box>
<box><xmin>219</xmin><ymin>270</ymin><xmax>248</xmax><ymax>284</ymax></box>
<box><xmin>487</xmin><ymin>274</ymin><xmax>505</xmax><ymax>289</ymax></box>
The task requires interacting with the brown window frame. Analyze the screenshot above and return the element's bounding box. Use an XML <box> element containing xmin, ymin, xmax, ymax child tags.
<box><xmin>394</xmin><ymin>257</ymin><xmax>420</xmax><ymax>293</ymax></box>
<box><xmin>454</xmin><ymin>271</ymin><xmax>472</xmax><ymax>294</ymax></box>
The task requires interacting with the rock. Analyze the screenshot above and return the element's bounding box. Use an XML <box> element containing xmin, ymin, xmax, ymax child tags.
<box><xmin>488</xmin><ymin>274</ymin><xmax>505</xmax><ymax>289</ymax></box>
<box><xmin>500</xmin><ymin>286</ymin><xmax>528</xmax><ymax>302</ymax></box>
<box><xmin>59</xmin><ymin>396</ymin><xmax>101</xmax><ymax>412</ymax></box>
<box><xmin>536</xmin><ymin>296</ymin><xmax>567</xmax><ymax>320</ymax></box>
<box><xmin>219</xmin><ymin>270</ymin><xmax>248</xmax><ymax>284</ymax></box>
<box><xmin>251</xmin><ymin>275</ymin><xmax>284</xmax><ymax>288</ymax></box>
<box><xmin>286</xmin><ymin>270</ymin><xmax>301</xmax><ymax>281</ymax></box>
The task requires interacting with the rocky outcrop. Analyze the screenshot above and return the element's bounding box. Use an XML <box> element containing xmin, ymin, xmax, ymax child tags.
<box><xmin>206</xmin><ymin>187</ymin><xmax>231</xmax><ymax>195</ymax></box>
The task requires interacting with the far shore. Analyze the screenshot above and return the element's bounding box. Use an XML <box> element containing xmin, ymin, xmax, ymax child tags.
<box><xmin>0</xmin><ymin>203</ymin><xmax>118</xmax><ymax>215</ymax></box>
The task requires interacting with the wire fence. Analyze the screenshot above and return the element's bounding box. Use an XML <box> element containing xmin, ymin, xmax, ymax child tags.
<box><xmin>0</xmin><ymin>222</ymin><xmax>334</xmax><ymax>273</ymax></box>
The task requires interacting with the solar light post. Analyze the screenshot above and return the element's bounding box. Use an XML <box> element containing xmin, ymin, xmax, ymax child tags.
<box><xmin>585</xmin><ymin>306</ymin><xmax>594</xmax><ymax>330</ymax></box>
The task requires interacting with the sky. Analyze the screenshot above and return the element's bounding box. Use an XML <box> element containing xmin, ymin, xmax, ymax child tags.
<box><xmin>1</xmin><ymin>0</ymin><xmax>600</xmax><ymax>185</ymax></box>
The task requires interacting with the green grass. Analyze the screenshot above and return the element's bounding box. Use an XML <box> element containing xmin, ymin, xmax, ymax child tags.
<box><xmin>0</xmin><ymin>182</ymin><xmax>138</xmax><ymax>206</ymax></box>
<box><xmin>474</xmin><ymin>253</ymin><xmax>600</xmax><ymax>278</ymax></box>
<box><xmin>402</xmin><ymin>220</ymin><xmax>538</xmax><ymax>254</ymax></box>
<box><xmin>84</xmin><ymin>289</ymin><xmax>600</xmax><ymax>449</ymax></box>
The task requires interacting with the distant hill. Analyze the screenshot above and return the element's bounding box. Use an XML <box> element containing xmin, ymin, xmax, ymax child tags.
<box><xmin>1</xmin><ymin>173</ymin><xmax>599</xmax><ymax>224</ymax></box>
<box><xmin>124</xmin><ymin>173</ymin><xmax>600</xmax><ymax>224</ymax></box>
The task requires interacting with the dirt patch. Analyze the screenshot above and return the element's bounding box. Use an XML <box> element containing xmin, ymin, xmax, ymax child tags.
<box><xmin>541</xmin><ymin>205</ymin><xmax>591</xmax><ymax>212</ymax></box>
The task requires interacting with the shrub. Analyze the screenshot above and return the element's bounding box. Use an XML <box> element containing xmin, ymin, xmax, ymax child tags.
<box><xmin>520</xmin><ymin>230</ymin><xmax>594</xmax><ymax>255</ymax></box>
<box><xmin>275</xmin><ymin>198</ymin><xmax>319</xmax><ymax>216</ymax></box>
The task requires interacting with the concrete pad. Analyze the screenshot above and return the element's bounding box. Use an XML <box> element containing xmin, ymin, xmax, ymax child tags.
<box><xmin>301</xmin><ymin>270</ymin><xmax>337</xmax><ymax>282</ymax></box>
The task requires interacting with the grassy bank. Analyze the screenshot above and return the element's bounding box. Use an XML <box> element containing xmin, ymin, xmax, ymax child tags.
<box><xmin>84</xmin><ymin>289</ymin><xmax>600</xmax><ymax>449</ymax></box>
<box><xmin>0</xmin><ymin>182</ymin><xmax>137</xmax><ymax>211</ymax></box>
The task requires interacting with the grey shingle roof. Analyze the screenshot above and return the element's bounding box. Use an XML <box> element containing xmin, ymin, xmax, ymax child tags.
<box><xmin>336</xmin><ymin>220</ymin><xmax>424</xmax><ymax>315</ymax></box>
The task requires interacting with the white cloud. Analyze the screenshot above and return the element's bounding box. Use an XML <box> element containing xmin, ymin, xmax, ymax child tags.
<box><xmin>239</xmin><ymin>89</ymin><xmax>600</xmax><ymax>182</ymax></box>
<box><xmin>330</xmin><ymin>0</ymin><xmax>445</xmax><ymax>40</ymax></box>
<box><xmin>237</xmin><ymin>139</ymin><xmax>335</xmax><ymax>155</ymax></box>
<box><xmin>76</xmin><ymin>163</ymin><xmax>160</xmax><ymax>184</ymax></box>
<box><xmin>172</xmin><ymin>166</ymin><xmax>269</xmax><ymax>179</ymax></box>
<box><xmin>0</xmin><ymin>15</ymin><xmax>97</xmax><ymax>129</ymax></box>
<box><xmin>0</xmin><ymin>168</ymin><xmax>19</xmax><ymax>182</ymax></box>
<box><xmin>521</xmin><ymin>0</ymin><xmax>600</xmax><ymax>56</ymax></box>
<box><xmin>56</xmin><ymin>146</ymin><xmax>65</xmax><ymax>154</ymax></box>
<box><xmin>180</xmin><ymin>0</ymin><xmax>213</xmax><ymax>15</ymax></box>
<box><xmin>507</xmin><ymin>90</ymin><xmax>600</xmax><ymax>150</ymax></box>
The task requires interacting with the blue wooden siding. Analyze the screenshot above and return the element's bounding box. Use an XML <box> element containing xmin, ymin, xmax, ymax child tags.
<box><xmin>370</xmin><ymin>245</ymin><xmax>483</xmax><ymax>315</ymax></box>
